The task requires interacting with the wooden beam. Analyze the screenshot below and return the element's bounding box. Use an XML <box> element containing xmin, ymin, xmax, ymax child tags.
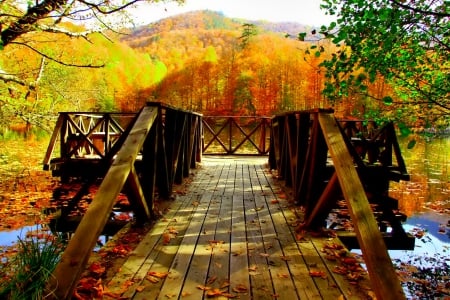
<box><xmin>46</xmin><ymin>106</ymin><xmax>158</xmax><ymax>299</ymax></box>
<box><xmin>304</xmin><ymin>172</ymin><xmax>340</xmax><ymax>228</ymax></box>
<box><xmin>318</xmin><ymin>113</ymin><xmax>405</xmax><ymax>300</ymax></box>
<box><xmin>126</xmin><ymin>166</ymin><xmax>151</xmax><ymax>222</ymax></box>
<box><xmin>43</xmin><ymin>114</ymin><xmax>64</xmax><ymax>170</ymax></box>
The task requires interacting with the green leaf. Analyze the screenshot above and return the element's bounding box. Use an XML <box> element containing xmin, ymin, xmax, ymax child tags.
<box><xmin>298</xmin><ymin>32</ymin><xmax>307</xmax><ymax>41</ymax></box>
<box><xmin>398</xmin><ymin>123</ymin><xmax>411</xmax><ymax>137</ymax></box>
<box><xmin>407</xmin><ymin>139</ymin><xmax>416</xmax><ymax>149</ymax></box>
<box><xmin>383</xmin><ymin>96</ymin><xmax>393</xmax><ymax>105</ymax></box>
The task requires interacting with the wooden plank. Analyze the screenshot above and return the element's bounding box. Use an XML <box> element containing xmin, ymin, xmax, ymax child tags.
<box><xmin>318</xmin><ymin>113</ymin><xmax>405</xmax><ymax>300</ymax></box>
<box><xmin>177</xmin><ymin>177</ymin><xmax>223</xmax><ymax>298</ymax></box>
<box><xmin>108</xmin><ymin>167</ymin><xmax>210</xmax><ymax>298</ymax></box>
<box><xmin>47</xmin><ymin>106</ymin><xmax>158</xmax><ymax>299</ymax></box>
<box><xmin>309</xmin><ymin>237</ymin><xmax>374</xmax><ymax>299</ymax></box>
<box><xmin>254</xmin><ymin>164</ymin><xmax>323</xmax><ymax>299</ymax></box>
<box><xmin>153</xmin><ymin>165</ymin><xmax>224</xmax><ymax>299</ymax></box>
<box><xmin>242</xmin><ymin>165</ymin><xmax>275</xmax><ymax>299</ymax></box>
<box><xmin>130</xmin><ymin>166</ymin><xmax>216</xmax><ymax>299</ymax></box>
<box><xmin>204</xmin><ymin>164</ymin><xmax>233</xmax><ymax>300</ymax></box>
<box><xmin>247</xmin><ymin>165</ymin><xmax>301</xmax><ymax>299</ymax></box>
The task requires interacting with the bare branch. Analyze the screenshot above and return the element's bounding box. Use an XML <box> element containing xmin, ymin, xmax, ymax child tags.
<box><xmin>10</xmin><ymin>41</ymin><xmax>105</xmax><ymax>68</ymax></box>
<box><xmin>38</xmin><ymin>24</ymin><xmax>100</xmax><ymax>42</ymax></box>
<box><xmin>1</xmin><ymin>0</ymin><xmax>70</xmax><ymax>46</ymax></box>
<box><xmin>77</xmin><ymin>0</ymin><xmax>144</xmax><ymax>15</ymax></box>
<box><xmin>0</xmin><ymin>72</ymin><xmax>33</xmax><ymax>87</ymax></box>
<box><xmin>389</xmin><ymin>0</ymin><xmax>450</xmax><ymax>18</ymax></box>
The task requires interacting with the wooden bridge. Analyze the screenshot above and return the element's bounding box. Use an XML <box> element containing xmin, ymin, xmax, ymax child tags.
<box><xmin>42</xmin><ymin>103</ymin><xmax>411</xmax><ymax>299</ymax></box>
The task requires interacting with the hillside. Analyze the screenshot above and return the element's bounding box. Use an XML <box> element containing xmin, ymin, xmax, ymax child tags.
<box><xmin>121</xmin><ymin>10</ymin><xmax>313</xmax><ymax>48</ymax></box>
<box><xmin>114</xmin><ymin>10</ymin><xmax>390</xmax><ymax>116</ymax></box>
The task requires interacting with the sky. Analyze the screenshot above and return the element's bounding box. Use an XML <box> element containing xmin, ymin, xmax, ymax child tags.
<box><xmin>130</xmin><ymin>0</ymin><xmax>335</xmax><ymax>26</ymax></box>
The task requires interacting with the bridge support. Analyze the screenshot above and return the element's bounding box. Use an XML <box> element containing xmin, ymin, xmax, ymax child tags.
<box><xmin>270</xmin><ymin>110</ymin><xmax>409</xmax><ymax>300</ymax></box>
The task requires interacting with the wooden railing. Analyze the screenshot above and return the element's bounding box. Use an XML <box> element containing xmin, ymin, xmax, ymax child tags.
<box><xmin>45</xmin><ymin>102</ymin><xmax>202</xmax><ymax>299</ymax></box>
<box><xmin>202</xmin><ymin>116</ymin><xmax>271</xmax><ymax>155</ymax></box>
<box><xmin>268</xmin><ymin>109</ymin><xmax>408</xmax><ymax>300</ymax></box>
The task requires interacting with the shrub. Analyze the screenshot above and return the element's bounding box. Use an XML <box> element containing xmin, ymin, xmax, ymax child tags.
<box><xmin>0</xmin><ymin>231</ymin><xmax>65</xmax><ymax>300</ymax></box>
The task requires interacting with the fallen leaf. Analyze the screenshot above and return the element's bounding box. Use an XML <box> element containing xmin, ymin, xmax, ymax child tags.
<box><xmin>136</xmin><ymin>285</ymin><xmax>146</xmax><ymax>292</ymax></box>
<box><xmin>197</xmin><ymin>285</ymin><xmax>211</xmax><ymax>291</ymax></box>
<box><xmin>206</xmin><ymin>288</ymin><xmax>223</xmax><ymax>297</ymax></box>
<box><xmin>233</xmin><ymin>284</ymin><xmax>248</xmax><ymax>293</ymax></box>
<box><xmin>148</xmin><ymin>271</ymin><xmax>169</xmax><ymax>278</ymax></box>
<box><xmin>89</xmin><ymin>262</ymin><xmax>106</xmax><ymax>275</ymax></box>
<box><xmin>146</xmin><ymin>276</ymin><xmax>159</xmax><ymax>283</ymax></box>
<box><xmin>162</xmin><ymin>233</ymin><xmax>171</xmax><ymax>245</ymax></box>
<box><xmin>309</xmin><ymin>270</ymin><xmax>327</xmax><ymax>279</ymax></box>
<box><xmin>220</xmin><ymin>281</ymin><xmax>230</xmax><ymax>289</ymax></box>
<box><xmin>168</xmin><ymin>227</ymin><xmax>179</xmax><ymax>235</ymax></box>
<box><xmin>207</xmin><ymin>275</ymin><xmax>217</xmax><ymax>284</ymax></box>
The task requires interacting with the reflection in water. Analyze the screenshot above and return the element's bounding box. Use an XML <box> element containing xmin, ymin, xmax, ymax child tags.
<box><xmin>390</xmin><ymin>136</ymin><xmax>449</xmax><ymax>241</ymax></box>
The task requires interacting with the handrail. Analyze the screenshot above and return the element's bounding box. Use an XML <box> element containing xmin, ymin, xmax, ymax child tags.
<box><xmin>268</xmin><ymin>110</ymin><xmax>407</xmax><ymax>300</ymax></box>
<box><xmin>202</xmin><ymin>116</ymin><xmax>271</xmax><ymax>155</ymax></box>
<box><xmin>45</xmin><ymin>102</ymin><xmax>203</xmax><ymax>299</ymax></box>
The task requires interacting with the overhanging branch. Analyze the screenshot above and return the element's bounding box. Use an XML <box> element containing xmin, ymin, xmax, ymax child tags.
<box><xmin>10</xmin><ymin>42</ymin><xmax>105</xmax><ymax>68</ymax></box>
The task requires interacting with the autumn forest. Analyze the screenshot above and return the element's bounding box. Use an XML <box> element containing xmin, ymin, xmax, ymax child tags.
<box><xmin>2</xmin><ymin>10</ymin><xmax>445</xmax><ymax>136</ymax></box>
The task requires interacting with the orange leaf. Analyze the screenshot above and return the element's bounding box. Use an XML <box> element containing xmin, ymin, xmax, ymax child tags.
<box><xmin>207</xmin><ymin>275</ymin><xmax>217</xmax><ymax>284</ymax></box>
<box><xmin>197</xmin><ymin>285</ymin><xmax>211</xmax><ymax>291</ymax></box>
<box><xmin>89</xmin><ymin>262</ymin><xmax>106</xmax><ymax>275</ymax></box>
<box><xmin>309</xmin><ymin>270</ymin><xmax>327</xmax><ymax>278</ymax></box>
<box><xmin>206</xmin><ymin>288</ymin><xmax>223</xmax><ymax>297</ymax></box>
<box><xmin>136</xmin><ymin>285</ymin><xmax>146</xmax><ymax>292</ymax></box>
<box><xmin>168</xmin><ymin>227</ymin><xmax>179</xmax><ymax>234</ymax></box>
<box><xmin>146</xmin><ymin>276</ymin><xmax>159</xmax><ymax>283</ymax></box>
<box><xmin>232</xmin><ymin>284</ymin><xmax>248</xmax><ymax>293</ymax></box>
<box><xmin>162</xmin><ymin>233</ymin><xmax>171</xmax><ymax>245</ymax></box>
<box><xmin>148</xmin><ymin>271</ymin><xmax>169</xmax><ymax>278</ymax></box>
<box><xmin>342</xmin><ymin>257</ymin><xmax>358</xmax><ymax>265</ymax></box>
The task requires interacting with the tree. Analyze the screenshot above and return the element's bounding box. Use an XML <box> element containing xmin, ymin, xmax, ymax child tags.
<box><xmin>0</xmin><ymin>0</ymin><xmax>184</xmax><ymax>132</ymax></box>
<box><xmin>1</xmin><ymin>0</ymin><xmax>184</xmax><ymax>82</ymax></box>
<box><xmin>315</xmin><ymin>0</ymin><xmax>449</xmax><ymax>127</ymax></box>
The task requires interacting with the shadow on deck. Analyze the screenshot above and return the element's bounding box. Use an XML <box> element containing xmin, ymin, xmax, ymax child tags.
<box><xmin>103</xmin><ymin>157</ymin><xmax>374</xmax><ymax>299</ymax></box>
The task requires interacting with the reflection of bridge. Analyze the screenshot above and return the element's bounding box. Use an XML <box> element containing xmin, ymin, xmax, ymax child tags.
<box><xmin>43</xmin><ymin>103</ymin><xmax>410</xmax><ymax>299</ymax></box>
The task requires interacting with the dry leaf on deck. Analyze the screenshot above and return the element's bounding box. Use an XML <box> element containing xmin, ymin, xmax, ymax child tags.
<box><xmin>148</xmin><ymin>271</ymin><xmax>169</xmax><ymax>278</ymax></box>
<box><xmin>233</xmin><ymin>284</ymin><xmax>248</xmax><ymax>293</ymax></box>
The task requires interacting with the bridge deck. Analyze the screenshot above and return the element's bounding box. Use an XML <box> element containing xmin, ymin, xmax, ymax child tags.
<box><xmin>105</xmin><ymin>157</ymin><xmax>373</xmax><ymax>299</ymax></box>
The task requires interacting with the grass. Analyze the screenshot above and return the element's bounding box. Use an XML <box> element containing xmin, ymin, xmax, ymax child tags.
<box><xmin>0</xmin><ymin>231</ymin><xmax>65</xmax><ymax>300</ymax></box>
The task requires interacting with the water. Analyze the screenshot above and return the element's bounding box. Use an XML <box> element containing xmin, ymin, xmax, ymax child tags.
<box><xmin>391</xmin><ymin>136</ymin><xmax>449</xmax><ymax>243</ymax></box>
